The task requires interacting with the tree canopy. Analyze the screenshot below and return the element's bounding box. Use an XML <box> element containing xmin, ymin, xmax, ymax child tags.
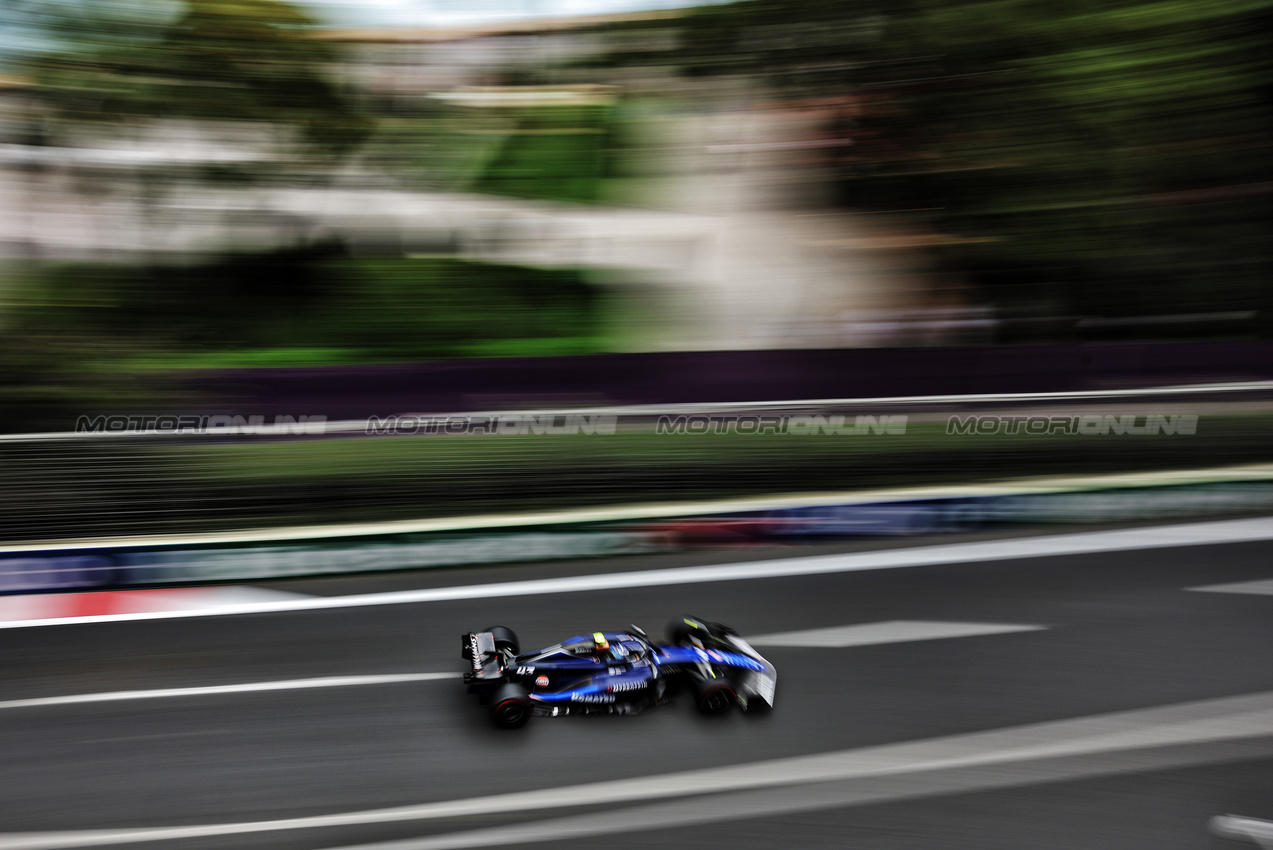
<box><xmin>673</xmin><ymin>0</ymin><xmax>1273</xmax><ymax>335</ymax></box>
<box><xmin>28</xmin><ymin>0</ymin><xmax>368</xmax><ymax>156</ymax></box>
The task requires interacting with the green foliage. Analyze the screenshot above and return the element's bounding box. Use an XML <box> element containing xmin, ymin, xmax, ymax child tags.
<box><xmin>2</xmin><ymin>250</ymin><xmax>605</xmax><ymax>370</ymax></box>
<box><xmin>29</xmin><ymin>0</ymin><xmax>369</xmax><ymax>156</ymax></box>
<box><xmin>872</xmin><ymin>0</ymin><xmax>1273</xmax><ymax>326</ymax></box>
<box><xmin>0</xmin><ymin>249</ymin><xmax>608</xmax><ymax>427</ymax></box>
<box><xmin>471</xmin><ymin>104</ymin><xmax>615</xmax><ymax>204</ymax></box>
<box><xmin>361</xmin><ymin>100</ymin><xmax>624</xmax><ymax>203</ymax></box>
<box><xmin>672</xmin><ymin>0</ymin><xmax>1273</xmax><ymax>334</ymax></box>
<box><xmin>312</xmin><ymin>257</ymin><xmax>604</xmax><ymax>361</ymax></box>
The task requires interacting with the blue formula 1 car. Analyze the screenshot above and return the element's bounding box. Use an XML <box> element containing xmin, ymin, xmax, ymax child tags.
<box><xmin>461</xmin><ymin>617</ymin><xmax>777</xmax><ymax>728</ymax></box>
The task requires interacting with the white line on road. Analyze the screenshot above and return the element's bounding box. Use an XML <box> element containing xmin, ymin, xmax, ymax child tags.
<box><xmin>3</xmin><ymin>690</ymin><xmax>1273</xmax><ymax>849</ymax></box>
<box><xmin>0</xmin><ymin>621</ymin><xmax>1043</xmax><ymax>712</ymax></box>
<box><xmin>1189</xmin><ymin>578</ymin><xmax>1273</xmax><ymax>596</ymax></box>
<box><xmin>0</xmin><ymin>674</ymin><xmax>456</xmax><ymax>711</ymax></box>
<box><xmin>0</xmin><ymin>586</ymin><xmax>305</xmax><ymax>625</ymax></box>
<box><xmin>79</xmin><ymin>729</ymin><xmax>229</xmax><ymax>745</ymax></box>
<box><xmin>748</xmin><ymin>621</ymin><xmax>1047</xmax><ymax>648</ymax></box>
<box><xmin>1210</xmin><ymin>815</ymin><xmax>1273</xmax><ymax>847</ymax></box>
<box><xmin>327</xmin><ymin>742</ymin><xmax>1273</xmax><ymax>850</ymax></box>
<box><xmin>3</xmin><ymin>516</ymin><xmax>1272</xmax><ymax>630</ymax></box>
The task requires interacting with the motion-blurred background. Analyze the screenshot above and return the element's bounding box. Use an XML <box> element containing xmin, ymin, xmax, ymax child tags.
<box><xmin>4</xmin><ymin>8</ymin><xmax>1273</xmax><ymax>848</ymax></box>
<box><xmin>0</xmin><ymin>0</ymin><xmax>1270</xmax><ymax>545</ymax></box>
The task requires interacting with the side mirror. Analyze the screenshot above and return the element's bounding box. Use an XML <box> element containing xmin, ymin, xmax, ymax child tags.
<box><xmin>629</xmin><ymin>624</ymin><xmax>648</xmax><ymax>638</ymax></box>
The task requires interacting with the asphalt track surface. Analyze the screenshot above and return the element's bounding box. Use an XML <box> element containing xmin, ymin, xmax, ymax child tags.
<box><xmin>3</xmin><ymin>522</ymin><xmax>1273</xmax><ymax>849</ymax></box>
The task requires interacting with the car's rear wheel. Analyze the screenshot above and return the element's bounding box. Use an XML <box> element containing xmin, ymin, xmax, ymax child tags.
<box><xmin>490</xmin><ymin>683</ymin><xmax>532</xmax><ymax>729</ymax></box>
<box><xmin>484</xmin><ymin>625</ymin><xmax>520</xmax><ymax>655</ymax></box>
<box><xmin>695</xmin><ymin>678</ymin><xmax>736</xmax><ymax>715</ymax></box>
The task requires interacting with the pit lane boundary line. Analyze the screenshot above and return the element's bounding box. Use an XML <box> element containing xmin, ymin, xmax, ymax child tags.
<box><xmin>0</xmin><ymin>674</ymin><xmax>458</xmax><ymax>710</ymax></box>
<box><xmin>3</xmin><ymin>462</ymin><xmax>1272</xmax><ymax>555</ymax></box>
<box><xmin>2</xmin><ymin>515</ymin><xmax>1271</xmax><ymax>630</ymax></box>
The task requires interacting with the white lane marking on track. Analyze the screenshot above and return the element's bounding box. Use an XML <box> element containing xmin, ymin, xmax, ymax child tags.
<box><xmin>0</xmin><ymin>674</ymin><xmax>456</xmax><ymax>711</ymax></box>
<box><xmin>0</xmin><ymin>586</ymin><xmax>305</xmax><ymax>623</ymax></box>
<box><xmin>1210</xmin><ymin>815</ymin><xmax>1273</xmax><ymax>847</ymax></box>
<box><xmin>80</xmin><ymin>729</ymin><xmax>229</xmax><ymax>745</ymax></box>
<box><xmin>325</xmin><ymin>743</ymin><xmax>1273</xmax><ymax>850</ymax></box>
<box><xmin>748</xmin><ymin>621</ymin><xmax>1046</xmax><ymax>648</ymax></box>
<box><xmin>0</xmin><ymin>622</ymin><xmax>1014</xmax><ymax>713</ymax></box>
<box><xmin>4</xmin><ymin>690</ymin><xmax>1273</xmax><ymax>849</ymax></box>
<box><xmin>1190</xmin><ymin>578</ymin><xmax>1273</xmax><ymax>596</ymax></box>
<box><xmin>3</xmin><ymin>516</ymin><xmax>1272</xmax><ymax>631</ymax></box>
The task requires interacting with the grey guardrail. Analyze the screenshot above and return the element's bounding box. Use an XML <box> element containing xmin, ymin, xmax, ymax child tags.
<box><xmin>3</xmin><ymin>380</ymin><xmax>1271</xmax><ymax>442</ymax></box>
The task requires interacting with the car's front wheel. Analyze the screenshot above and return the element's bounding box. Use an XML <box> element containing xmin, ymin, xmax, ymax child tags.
<box><xmin>695</xmin><ymin>678</ymin><xmax>736</xmax><ymax>715</ymax></box>
<box><xmin>490</xmin><ymin>683</ymin><xmax>533</xmax><ymax>729</ymax></box>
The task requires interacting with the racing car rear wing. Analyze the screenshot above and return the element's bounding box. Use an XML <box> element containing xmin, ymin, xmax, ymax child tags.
<box><xmin>461</xmin><ymin>631</ymin><xmax>502</xmax><ymax>681</ymax></box>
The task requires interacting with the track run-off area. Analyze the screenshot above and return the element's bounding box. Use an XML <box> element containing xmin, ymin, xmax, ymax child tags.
<box><xmin>2</xmin><ymin>517</ymin><xmax>1273</xmax><ymax>849</ymax></box>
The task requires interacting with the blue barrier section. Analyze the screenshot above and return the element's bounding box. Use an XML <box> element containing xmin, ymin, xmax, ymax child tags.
<box><xmin>0</xmin><ymin>555</ymin><xmax>122</xmax><ymax>594</ymax></box>
<box><xmin>0</xmin><ymin>531</ymin><xmax>662</xmax><ymax>594</ymax></box>
<box><xmin>756</xmin><ymin>483</ymin><xmax>1273</xmax><ymax>538</ymax></box>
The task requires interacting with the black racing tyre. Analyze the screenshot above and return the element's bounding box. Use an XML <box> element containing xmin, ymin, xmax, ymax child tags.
<box><xmin>484</xmin><ymin>625</ymin><xmax>519</xmax><ymax>655</ymax></box>
<box><xmin>490</xmin><ymin>683</ymin><xmax>532</xmax><ymax>729</ymax></box>
<box><xmin>695</xmin><ymin>678</ymin><xmax>737</xmax><ymax>715</ymax></box>
<box><xmin>667</xmin><ymin>616</ymin><xmax>712</xmax><ymax>645</ymax></box>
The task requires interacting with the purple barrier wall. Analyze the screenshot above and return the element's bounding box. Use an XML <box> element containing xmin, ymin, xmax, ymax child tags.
<box><xmin>186</xmin><ymin>342</ymin><xmax>1273</xmax><ymax>420</ymax></box>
